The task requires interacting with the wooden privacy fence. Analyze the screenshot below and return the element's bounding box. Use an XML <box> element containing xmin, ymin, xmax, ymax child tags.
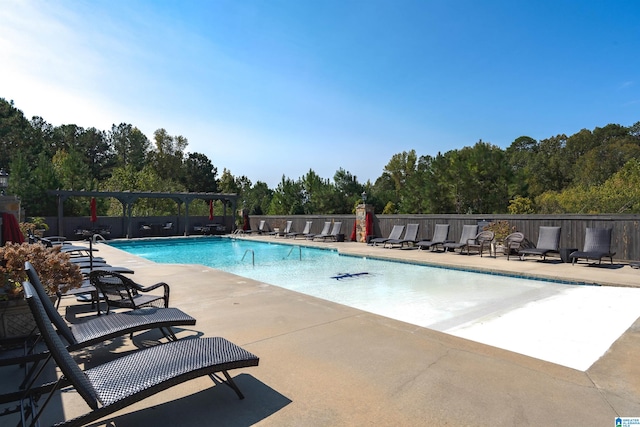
<box><xmin>40</xmin><ymin>213</ymin><xmax>640</xmax><ymax>262</ymax></box>
<box><xmin>251</xmin><ymin>214</ymin><xmax>640</xmax><ymax>262</ymax></box>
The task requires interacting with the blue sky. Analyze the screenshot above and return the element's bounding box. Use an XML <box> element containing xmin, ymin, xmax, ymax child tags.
<box><xmin>1</xmin><ymin>1</ymin><xmax>638</xmax><ymax>188</ymax></box>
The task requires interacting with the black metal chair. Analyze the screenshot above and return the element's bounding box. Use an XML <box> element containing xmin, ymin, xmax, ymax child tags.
<box><xmin>503</xmin><ymin>232</ymin><xmax>525</xmax><ymax>260</ymax></box>
<box><xmin>464</xmin><ymin>230</ymin><xmax>494</xmax><ymax>257</ymax></box>
<box><xmin>89</xmin><ymin>270</ymin><xmax>170</xmax><ymax>315</ymax></box>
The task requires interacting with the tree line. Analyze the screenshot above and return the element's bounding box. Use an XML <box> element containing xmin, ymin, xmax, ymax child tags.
<box><xmin>1</xmin><ymin>97</ymin><xmax>639</xmax><ymax>218</ymax></box>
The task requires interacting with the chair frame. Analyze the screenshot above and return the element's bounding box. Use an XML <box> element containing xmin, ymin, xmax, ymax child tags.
<box><xmin>518</xmin><ymin>226</ymin><xmax>561</xmax><ymax>261</ymax></box>
<box><xmin>441</xmin><ymin>225</ymin><xmax>479</xmax><ymax>253</ymax></box>
<box><xmin>384</xmin><ymin>224</ymin><xmax>420</xmax><ymax>249</ymax></box>
<box><xmin>570</xmin><ymin>228</ymin><xmax>616</xmax><ymax>265</ymax></box>
<box><xmin>416</xmin><ymin>224</ymin><xmax>450</xmax><ymax>252</ymax></box>
<box><xmin>464</xmin><ymin>230</ymin><xmax>494</xmax><ymax>256</ymax></box>
<box><xmin>89</xmin><ymin>270</ymin><xmax>170</xmax><ymax>315</ymax></box>
<box><xmin>370</xmin><ymin>225</ymin><xmax>404</xmax><ymax>246</ymax></box>
<box><xmin>503</xmin><ymin>232</ymin><xmax>525</xmax><ymax>260</ymax></box>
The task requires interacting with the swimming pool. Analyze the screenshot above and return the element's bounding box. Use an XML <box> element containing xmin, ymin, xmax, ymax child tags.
<box><xmin>109</xmin><ymin>237</ymin><xmax>569</xmax><ymax>329</ymax></box>
<box><xmin>109</xmin><ymin>236</ymin><xmax>640</xmax><ymax>371</ymax></box>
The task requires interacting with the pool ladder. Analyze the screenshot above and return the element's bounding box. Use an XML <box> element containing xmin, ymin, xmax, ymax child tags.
<box><xmin>286</xmin><ymin>246</ymin><xmax>302</xmax><ymax>260</ymax></box>
<box><xmin>241</xmin><ymin>249</ymin><xmax>255</xmax><ymax>266</ymax></box>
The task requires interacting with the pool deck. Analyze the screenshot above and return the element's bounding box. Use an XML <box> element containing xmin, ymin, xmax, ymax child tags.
<box><xmin>6</xmin><ymin>236</ymin><xmax>640</xmax><ymax>426</ymax></box>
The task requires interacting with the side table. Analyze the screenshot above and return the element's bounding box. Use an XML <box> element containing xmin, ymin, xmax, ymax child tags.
<box><xmin>559</xmin><ymin>248</ymin><xmax>578</xmax><ymax>263</ymax></box>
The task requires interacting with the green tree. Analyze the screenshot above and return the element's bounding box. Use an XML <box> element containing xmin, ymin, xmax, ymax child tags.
<box><xmin>147</xmin><ymin>128</ymin><xmax>187</xmax><ymax>182</ymax></box>
<box><xmin>0</xmin><ymin>99</ymin><xmax>32</xmax><ymax>170</ymax></box>
<box><xmin>333</xmin><ymin>168</ymin><xmax>364</xmax><ymax>213</ymax></box>
<box><xmin>505</xmin><ymin>136</ymin><xmax>538</xmax><ymax>199</ymax></box>
<box><xmin>77</xmin><ymin>127</ymin><xmax>114</xmax><ymax>182</ymax></box>
<box><xmin>243</xmin><ymin>181</ymin><xmax>273</xmax><ymax>215</ymax></box>
<box><xmin>528</xmin><ymin>134</ymin><xmax>570</xmax><ymax>196</ymax></box>
<box><xmin>182</xmin><ymin>152</ymin><xmax>218</xmax><ymax>192</ymax></box>
<box><xmin>268</xmin><ymin>176</ymin><xmax>303</xmax><ymax>215</ymax></box>
<box><xmin>108</xmin><ymin>123</ymin><xmax>150</xmax><ymax>171</ymax></box>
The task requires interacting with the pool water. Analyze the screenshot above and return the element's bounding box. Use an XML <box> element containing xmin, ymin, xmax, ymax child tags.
<box><xmin>109</xmin><ymin>237</ymin><xmax>568</xmax><ymax>330</ymax></box>
<box><xmin>109</xmin><ymin>237</ymin><xmax>640</xmax><ymax>371</ymax></box>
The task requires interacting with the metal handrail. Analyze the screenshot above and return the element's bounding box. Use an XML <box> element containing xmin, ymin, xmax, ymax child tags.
<box><xmin>285</xmin><ymin>246</ymin><xmax>302</xmax><ymax>260</ymax></box>
<box><xmin>241</xmin><ymin>249</ymin><xmax>254</xmax><ymax>266</ymax></box>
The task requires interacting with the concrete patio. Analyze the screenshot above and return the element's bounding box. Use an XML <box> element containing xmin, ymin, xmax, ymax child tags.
<box><xmin>2</xmin><ymin>236</ymin><xmax>640</xmax><ymax>426</ymax></box>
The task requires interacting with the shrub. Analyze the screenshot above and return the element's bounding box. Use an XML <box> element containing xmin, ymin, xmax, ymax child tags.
<box><xmin>482</xmin><ymin>220</ymin><xmax>516</xmax><ymax>242</ymax></box>
<box><xmin>0</xmin><ymin>243</ymin><xmax>83</xmax><ymax>301</ymax></box>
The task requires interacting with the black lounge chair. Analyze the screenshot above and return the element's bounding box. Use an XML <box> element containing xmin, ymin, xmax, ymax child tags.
<box><xmin>441</xmin><ymin>224</ymin><xmax>480</xmax><ymax>253</ymax></box>
<box><xmin>503</xmin><ymin>232</ymin><xmax>525</xmax><ymax>260</ymax></box>
<box><xmin>370</xmin><ymin>225</ymin><xmax>404</xmax><ymax>246</ymax></box>
<box><xmin>416</xmin><ymin>224</ymin><xmax>450</xmax><ymax>251</ymax></box>
<box><xmin>518</xmin><ymin>226</ymin><xmax>561</xmax><ymax>261</ymax></box>
<box><xmin>18</xmin><ymin>281</ymin><xmax>259</xmax><ymax>427</ymax></box>
<box><xmin>464</xmin><ymin>230</ymin><xmax>494</xmax><ymax>256</ymax></box>
<box><xmin>570</xmin><ymin>228</ymin><xmax>616</xmax><ymax>265</ymax></box>
<box><xmin>384</xmin><ymin>224</ymin><xmax>420</xmax><ymax>249</ymax></box>
<box><xmin>306</xmin><ymin>221</ymin><xmax>330</xmax><ymax>240</ymax></box>
<box><xmin>314</xmin><ymin>222</ymin><xmax>342</xmax><ymax>242</ymax></box>
<box><xmin>287</xmin><ymin>220</ymin><xmax>313</xmax><ymax>239</ymax></box>
<box><xmin>0</xmin><ymin>263</ymin><xmax>196</xmax><ymax>376</ymax></box>
<box><xmin>89</xmin><ymin>270</ymin><xmax>170</xmax><ymax>315</ymax></box>
<box><xmin>25</xmin><ymin>262</ymin><xmax>195</xmax><ymax>350</ymax></box>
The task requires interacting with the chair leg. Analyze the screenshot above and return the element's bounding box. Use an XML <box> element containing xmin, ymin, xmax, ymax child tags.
<box><xmin>209</xmin><ymin>371</ymin><xmax>245</xmax><ymax>399</ymax></box>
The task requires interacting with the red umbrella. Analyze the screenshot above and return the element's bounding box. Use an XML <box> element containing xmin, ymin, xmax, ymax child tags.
<box><xmin>1</xmin><ymin>212</ymin><xmax>24</xmax><ymax>244</ymax></box>
<box><xmin>242</xmin><ymin>212</ymin><xmax>250</xmax><ymax>231</ymax></box>
<box><xmin>208</xmin><ymin>200</ymin><xmax>214</xmax><ymax>220</ymax></box>
<box><xmin>365</xmin><ymin>211</ymin><xmax>373</xmax><ymax>237</ymax></box>
<box><xmin>90</xmin><ymin>197</ymin><xmax>97</xmax><ymax>223</ymax></box>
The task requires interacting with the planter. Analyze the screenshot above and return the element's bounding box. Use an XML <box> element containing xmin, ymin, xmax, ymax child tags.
<box><xmin>0</xmin><ymin>296</ymin><xmax>55</xmax><ymax>339</ymax></box>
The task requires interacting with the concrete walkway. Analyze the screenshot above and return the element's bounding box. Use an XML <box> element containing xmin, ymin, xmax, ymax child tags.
<box><xmin>5</xmin><ymin>237</ymin><xmax>640</xmax><ymax>426</ymax></box>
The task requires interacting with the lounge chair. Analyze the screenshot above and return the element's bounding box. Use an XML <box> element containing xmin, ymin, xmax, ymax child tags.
<box><xmin>306</xmin><ymin>221</ymin><xmax>331</xmax><ymax>240</ymax></box>
<box><xmin>249</xmin><ymin>220</ymin><xmax>267</xmax><ymax>234</ymax></box>
<box><xmin>464</xmin><ymin>230</ymin><xmax>494</xmax><ymax>256</ymax></box>
<box><xmin>314</xmin><ymin>222</ymin><xmax>342</xmax><ymax>242</ymax></box>
<box><xmin>270</xmin><ymin>220</ymin><xmax>292</xmax><ymax>237</ymax></box>
<box><xmin>287</xmin><ymin>220</ymin><xmax>313</xmax><ymax>239</ymax></box>
<box><xmin>570</xmin><ymin>228</ymin><xmax>616</xmax><ymax>265</ymax></box>
<box><xmin>384</xmin><ymin>224</ymin><xmax>420</xmax><ymax>249</ymax></box>
<box><xmin>441</xmin><ymin>225</ymin><xmax>479</xmax><ymax>253</ymax></box>
<box><xmin>518</xmin><ymin>226</ymin><xmax>561</xmax><ymax>261</ymax></box>
<box><xmin>416</xmin><ymin>224</ymin><xmax>451</xmax><ymax>251</ymax></box>
<box><xmin>19</xmin><ymin>281</ymin><xmax>259</xmax><ymax>427</ymax></box>
<box><xmin>89</xmin><ymin>270</ymin><xmax>170</xmax><ymax>315</ymax></box>
<box><xmin>370</xmin><ymin>225</ymin><xmax>404</xmax><ymax>246</ymax></box>
<box><xmin>503</xmin><ymin>232</ymin><xmax>525</xmax><ymax>260</ymax></box>
<box><xmin>4</xmin><ymin>262</ymin><xmax>196</xmax><ymax>369</ymax></box>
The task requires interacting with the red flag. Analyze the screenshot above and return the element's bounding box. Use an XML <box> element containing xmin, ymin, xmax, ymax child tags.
<box><xmin>90</xmin><ymin>197</ymin><xmax>97</xmax><ymax>223</ymax></box>
<box><xmin>208</xmin><ymin>200</ymin><xmax>214</xmax><ymax>220</ymax></box>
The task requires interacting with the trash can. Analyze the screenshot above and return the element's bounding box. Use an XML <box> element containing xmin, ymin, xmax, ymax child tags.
<box><xmin>336</xmin><ymin>233</ymin><xmax>345</xmax><ymax>242</ymax></box>
<box><xmin>559</xmin><ymin>248</ymin><xmax>577</xmax><ymax>263</ymax></box>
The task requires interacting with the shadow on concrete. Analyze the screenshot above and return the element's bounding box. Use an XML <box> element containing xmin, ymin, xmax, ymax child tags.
<box><xmin>82</xmin><ymin>374</ymin><xmax>291</xmax><ymax>427</ymax></box>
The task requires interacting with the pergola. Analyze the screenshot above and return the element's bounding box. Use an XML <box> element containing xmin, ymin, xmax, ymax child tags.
<box><xmin>48</xmin><ymin>190</ymin><xmax>239</xmax><ymax>238</ymax></box>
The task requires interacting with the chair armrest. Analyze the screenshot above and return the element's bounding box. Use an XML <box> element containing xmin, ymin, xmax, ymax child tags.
<box><xmin>132</xmin><ymin>281</ymin><xmax>170</xmax><ymax>307</ymax></box>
